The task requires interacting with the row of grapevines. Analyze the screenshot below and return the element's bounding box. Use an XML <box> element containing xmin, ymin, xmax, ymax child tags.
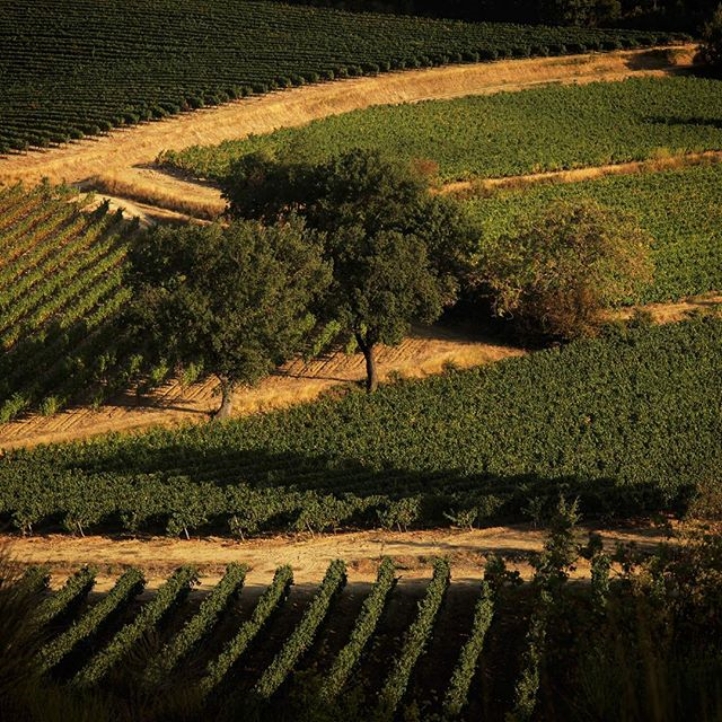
<box><xmin>18</xmin><ymin>565</ymin><xmax>50</xmax><ymax>595</ymax></box>
<box><xmin>199</xmin><ymin>565</ymin><xmax>294</xmax><ymax>699</ymax></box>
<box><xmin>319</xmin><ymin>556</ymin><xmax>397</xmax><ymax>702</ymax></box>
<box><xmin>38</xmin><ymin>568</ymin><xmax>145</xmax><ymax>675</ymax></box>
<box><xmin>375</xmin><ymin>558</ymin><xmax>450</xmax><ymax>719</ymax></box>
<box><xmin>0</xmin><ymin>184</ymin><xmax>139</xmax><ymax>421</ymax></box>
<box><xmin>442</xmin><ymin>580</ymin><xmax>495</xmax><ymax>718</ymax></box>
<box><xmin>35</xmin><ymin>566</ymin><xmax>97</xmax><ymax>627</ymax></box>
<box><xmin>507</xmin><ymin>591</ymin><xmax>551</xmax><ymax>722</ymax></box>
<box><xmin>144</xmin><ymin>563</ymin><xmax>247</xmax><ymax>688</ymax></box>
<box><xmin>253</xmin><ymin>559</ymin><xmax>348</xmax><ymax>700</ymax></box>
<box><xmin>72</xmin><ymin>566</ymin><xmax>198</xmax><ymax>688</ymax></box>
<box><xmin>0</xmin><ymin>0</ymin><xmax>685</xmax><ymax>152</ymax></box>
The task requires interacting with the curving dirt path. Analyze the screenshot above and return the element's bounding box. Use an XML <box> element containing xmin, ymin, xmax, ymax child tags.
<box><xmin>443</xmin><ymin>150</ymin><xmax>722</xmax><ymax>196</ymax></box>
<box><xmin>0</xmin><ymin>45</ymin><xmax>696</xmax><ymax>217</ymax></box>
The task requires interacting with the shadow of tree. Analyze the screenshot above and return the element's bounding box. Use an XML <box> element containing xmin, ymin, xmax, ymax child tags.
<box><xmin>3</xmin><ymin>440</ymin><xmax>686</xmax><ymax>537</ymax></box>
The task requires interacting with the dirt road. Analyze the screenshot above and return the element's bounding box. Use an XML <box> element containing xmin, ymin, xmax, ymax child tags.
<box><xmin>0</xmin><ymin>45</ymin><xmax>697</xmax><ymax>217</ymax></box>
<box><xmin>1</xmin><ymin>522</ymin><xmax>674</xmax><ymax>591</ymax></box>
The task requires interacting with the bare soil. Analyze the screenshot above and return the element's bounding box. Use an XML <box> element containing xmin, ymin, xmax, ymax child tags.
<box><xmin>1</xmin><ymin>522</ymin><xmax>675</xmax><ymax>591</ymax></box>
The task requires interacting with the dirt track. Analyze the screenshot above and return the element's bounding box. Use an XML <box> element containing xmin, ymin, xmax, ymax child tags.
<box><xmin>0</xmin><ymin>324</ymin><xmax>524</xmax><ymax>449</ymax></box>
<box><xmin>1</xmin><ymin>522</ymin><xmax>675</xmax><ymax>591</ymax></box>
<box><xmin>0</xmin><ymin>45</ymin><xmax>697</xmax><ymax>218</ymax></box>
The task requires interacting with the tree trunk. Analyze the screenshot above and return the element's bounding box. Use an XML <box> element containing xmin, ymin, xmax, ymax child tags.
<box><xmin>356</xmin><ymin>333</ymin><xmax>378</xmax><ymax>394</ymax></box>
<box><xmin>214</xmin><ymin>377</ymin><xmax>234</xmax><ymax>420</ymax></box>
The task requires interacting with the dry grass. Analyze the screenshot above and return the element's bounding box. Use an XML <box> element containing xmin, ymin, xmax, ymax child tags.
<box><xmin>91</xmin><ymin>172</ymin><xmax>224</xmax><ymax>220</ymax></box>
<box><xmin>443</xmin><ymin>150</ymin><xmax>722</xmax><ymax>198</ymax></box>
<box><xmin>0</xmin><ymin>45</ymin><xmax>697</xmax><ymax>212</ymax></box>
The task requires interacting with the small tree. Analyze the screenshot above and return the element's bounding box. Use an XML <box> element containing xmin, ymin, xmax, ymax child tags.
<box><xmin>128</xmin><ymin>218</ymin><xmax>330</xmax><ymax>418</ymax></box>
<box><xmin>482</xmin><ymin>200</ymin><xmax>654</xmax><ymax>340</ymax></box>
<box><xmin>222</xmin><ymin>148</ymin><xmax>478</xmax><ymax>392</ymax></box>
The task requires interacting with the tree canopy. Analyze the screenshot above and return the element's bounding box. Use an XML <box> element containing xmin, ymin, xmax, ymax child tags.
<box><xmin>481</xmin><ymin>200</ymin><xmax>654</xmax><ymax>340</ymax></box>
<box><xmin>222</xmin><ymin>148</ymin><xmax>478</xmax><ymax>391</ymax></box>
<box><xmin>700</xmin><ymin>4</ymin><xmax>722</xmax><ymax>71</ymax></box>
<box><xmin>128</xmin><ymin>218</ymin><xmax>330</xmax><ymax>417</ymax></box>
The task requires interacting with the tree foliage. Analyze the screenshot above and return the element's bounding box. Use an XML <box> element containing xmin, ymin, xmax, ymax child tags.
<box><xmin>128</xmin><ymin>218</ymin><xmax>330</xmax><ymax>417</ymax></box>
<box><xmin>222</xmin><ymin>148</ymin><xmax>477</xmax><ymax>392</ymax></box>
<box><xmin>700</xmin><ymin>4</ymin><xmax>722</xmax><ymax>70</ymax></box>
<box><xmin>481</xmin><ymin>200</ymin><xmax>654</xmax><ymax>340</ymax></box>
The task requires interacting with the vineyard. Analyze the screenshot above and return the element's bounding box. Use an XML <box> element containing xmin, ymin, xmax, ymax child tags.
<box><xmin>3</xmin><ymin>149</ymin><xmax>722</xmax><ymax>424</ymax></box>
<box><xmin>163</xmin><ymin>76</ymin><xmax>722</xmax><ymax>181</ymax></box>
<box><xmin>466</xmin><ymin>159</ymin><xmax>722</xmax><ymax>303</ymax></box>
<box><xmin>0</xmin><ymin>184</ymin><xmax>140</xmax><ymax>423</ymax></box>
<box><xmin>0</xmin><ymin>317</ymin><xmax>719</xmax><ymax>537</ymax></box>
<box><xmin>0</xmin><ymin>1</ymin><xmax>684</xmax><ymax>155</ymax></box>
<box><xmin>4</xmin><ymin>530</ymin><xmax>722</xmax><ymax>722</ymax></box>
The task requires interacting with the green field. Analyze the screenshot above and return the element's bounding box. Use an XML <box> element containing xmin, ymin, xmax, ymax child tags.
<box><xmin>164</xmin><ymin>76</ymin><xmax>722</xmax><ymax>181</ymax></box>
<box><xmin>466</xmin><ymin>160</ymin><xmax>722</xmax><ymax>303</ymax></box>
<box><xmin>0</xmin><ymin>1</ymin><xmax>676</xmax><ymax>155</ymax></box>
<box><xmin>1</xmin><ymin>317</ymin><xmax>719</xmax><ymax>535</ymax></box>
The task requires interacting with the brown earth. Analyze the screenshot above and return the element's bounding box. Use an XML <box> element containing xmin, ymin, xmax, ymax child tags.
<box><xmin>0</xmin><ymin>522</ymin><xmax>676</xmax><ymax>592</ymax></box>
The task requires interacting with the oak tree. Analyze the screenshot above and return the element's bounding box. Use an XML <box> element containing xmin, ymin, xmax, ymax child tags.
<box><xmin>128</xmin><ymin>218</ymin><xmax>330</xmax><ymax>418</ymax></box>
<box><xmin>481</xmin><ymin>200</ymin><xmax>654</xmax><ymax>340</ymax></box>
<box><xmin>222</xmin><ymin>148</ymin><xmax>478</xmax><ymax>392</ymax></box>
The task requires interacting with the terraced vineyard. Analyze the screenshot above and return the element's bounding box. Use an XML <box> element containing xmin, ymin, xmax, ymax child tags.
<box><xmin>0</xmin><ymin>184</ymin><xmax>139</xmax><ymax>422</ymax></box>
<box><xmin>0</xmin><ymin>0</ymin><xmax>682</xmax><ymax>154</ymax></box>
<box><xmin>164</xmin><ymin>76</ymin><xmax>722</xmax><ymax>181</ymax></box>
<box><xmin>7</xmin><ymin>541</ymin><xmax>721</xmax><ymax>722</ymax></box>
<box><xmin>1</xmin><ymin>317</ymin><xmax>719</xmax><ymax>536</ymax></box>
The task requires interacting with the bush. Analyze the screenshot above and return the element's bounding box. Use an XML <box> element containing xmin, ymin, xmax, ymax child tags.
<box><xmin>481</xmin><ymin>200</ymin><xmax>654</xmax><ymax>340</ymax></box>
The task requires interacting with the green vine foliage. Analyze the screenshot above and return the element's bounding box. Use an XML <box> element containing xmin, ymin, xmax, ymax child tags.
<box><xmin>199</xmin><ymin>565</ymin><xmax>294</xmax><ymax>699</ymax></box>
<box><xmin>442</xmin><ymin>581</ymin><xmax>495</xmax><ymax>718</ymax></box>
<box><xmin>72</xmin><ymin>566</ymin><xmax>198</xmax><ymax>688</ymax></box>
<box><xmin>35</xmin><ymin>566</ymin><xmax>97</xmax><ymax>627</ymax></box>
<box><xmin>38</xmin><ymin>568</ymin><xmax>145</xmax><ymax>676</ymax></box>
<box><xmin>1</xmin><ymin>318</ymin><xmax>719</xmax><ymax>537</ymax></box>
<box><xmin>320</xmin><ymin>557</ymin><xmax>397</xmax><ymax>703</ymax></box>
<box><xmin>253</xmin><ymin>559</ymin><xmax>347</xmax><ymax>700</ymax></box>
<box><xmin>374</xmin><ymin>558</ymin><xmax>450</xmax><ymax>721</ymax></box>
<box><xmin>144</xmin><ymin>563</ymin><xmax>247</xmax><ymax>688</ymax></box>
